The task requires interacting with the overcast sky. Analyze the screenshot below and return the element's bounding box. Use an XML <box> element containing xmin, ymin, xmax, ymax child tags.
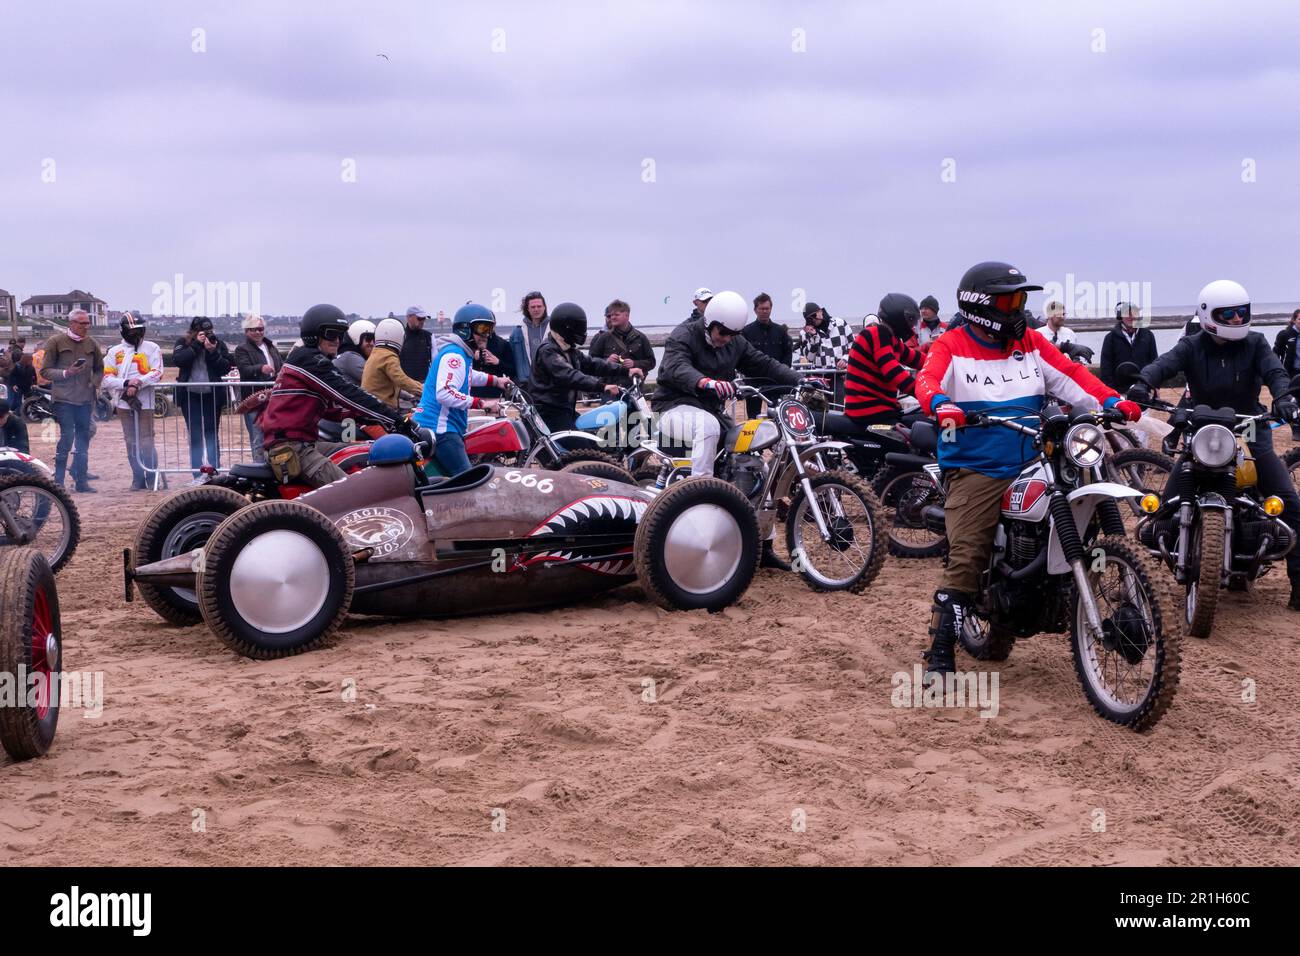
<box><xmin>2</xmin><ymin>0</ymin><xmax>1298</xmax><ymax>324</ymax></box>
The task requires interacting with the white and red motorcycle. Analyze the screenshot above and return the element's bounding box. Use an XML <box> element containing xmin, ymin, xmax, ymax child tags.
<box><xmin>0</xmin><ymin>387</ymin><xmax>80</xmax><ymax>572</ymax></box>
<box><xmin>921</xmin><ymin>401</ymin><xmax>1181</xmax><ymax>731</ymax></box>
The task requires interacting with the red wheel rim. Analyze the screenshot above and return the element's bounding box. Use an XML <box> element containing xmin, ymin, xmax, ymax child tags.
<box><xmin>31</xmin><ymin>585</ymin><xmax>54</xmax><ymax>719</ymax></box>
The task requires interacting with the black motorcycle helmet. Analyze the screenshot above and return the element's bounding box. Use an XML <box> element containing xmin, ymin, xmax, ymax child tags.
<box><xmin>300</xmin><ymin>303</ymin><xmax>349</xmax><ymax>346</ymax></box>
<box><xmin>120</xmin><ymin>311</ymin><xmax>147</xmax><ymax>347</ymax></box>
<box><xmin>955</xmin><ymin>261</ymin><xmax>1042</xmax><ymax>341</ymax></box>
<box><xmin>878</xmin><ymin>293</ymin><xmax>920</xmax><ymax>342</ymax></box>
<box><xmin>550</xmin><ymin>302</ymin><xmax>588</xmax><ymax>348</ymax></box>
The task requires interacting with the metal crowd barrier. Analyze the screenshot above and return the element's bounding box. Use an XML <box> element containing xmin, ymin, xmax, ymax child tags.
<box><xmin>128</xmin><ymin>379</ymin><xmax>268</xmax><ymax>486</ymax></box>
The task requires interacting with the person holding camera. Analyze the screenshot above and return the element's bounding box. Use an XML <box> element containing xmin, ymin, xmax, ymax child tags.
<box><xmin>173</xmin><ymin>316</ymin><xmax>233</xmax><ymax>482</ymax></box>
<box><xmin>466</xmin><ymin>314</ymin><xmax>517</xmax><ymax>401</ymax></box>
<box><xmin>103</xmin><ymin>312</ymin><xmax>164</xmax><ymax>490</ymax></box>
<box><xmin>39</xmin><ymin>308</ymin><xmax>104</xmax><ymax>492</ymax></box>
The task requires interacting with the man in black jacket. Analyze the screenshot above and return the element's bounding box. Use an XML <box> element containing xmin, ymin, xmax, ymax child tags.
<box><xmin>399</xmin><ymin>306</ymin><xmax>434</xmax><ymax>382</ymax></box>
<box><xmin>469</xmin><ymin>322</ymin><xmax>517</xmax><ymax>401</ymax></box>
<box><xmin>173</xmin><ymin>317</ymin><xmax>232</xmax><ymax>481</ymax></box>
<box><xmin>233</xmin><ymin>314</ymin><xmax>285</xmax><ymax>461</ymax></box>
<box><xmin>1129</xmin><ymin>280</ymin><xmax>1300</xmax><ymax>608</ymax></box>
<box><xmin>739</xmin><ymin>292</ymin><xmax>793</xmax><ymax>418</ymax></box>
<box><xmin>1273</xmin><ymin>309</ymin><xmax>1300</xmax><ymax>373</ymax></box>
<box><xmin>1099</xmin><ymin>302</ymin><xmax>1157</xmax><ymax>388</ymax></box>
<box><xmin>529</xmin><ymin>302</ymin><xmax>639</xmax><ymax>432</ymax></box>
<box><xmin>590</xmin><ymin>299</ymin><xmax>656</xmax><ymax>378</ymax></box>
<box><xmin>655</xmin><ymin>290</ymin><xmax>801</xmax><ymax>477</ymax></box>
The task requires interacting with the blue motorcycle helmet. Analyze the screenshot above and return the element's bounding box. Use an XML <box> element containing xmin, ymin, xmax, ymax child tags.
<box><xmin>452</xmin><ymin>303</ymin><xmax>496</xmax><ymax>346</ymax></box>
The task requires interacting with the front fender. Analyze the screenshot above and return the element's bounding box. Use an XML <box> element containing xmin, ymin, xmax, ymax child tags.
<box><xmin>1048</xmin><ymin>482</ymin><xmax>1143</xmax><ymax>574</ymax></box>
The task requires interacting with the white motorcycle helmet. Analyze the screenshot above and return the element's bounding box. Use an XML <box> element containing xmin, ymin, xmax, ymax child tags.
<box><xmin>704</xmin><ymin>290</ymin><xmax>748</xmax><ymax>340</ymax></box>
<box><xmin>374</xmin><ymin>317</ymin><xmax>406</xmax><ymax>350</ymax></box>
<box><xmin>347</xmin><ymin>318</ymin><xmax>377</xmax><ymax>346</ymax></box>
<box><xmin>1196</xmin><ymin>280</ymin><xmax>1252</xmax><ymax>341</ymax></box>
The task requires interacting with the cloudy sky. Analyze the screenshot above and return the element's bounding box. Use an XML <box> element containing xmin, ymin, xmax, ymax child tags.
<box><xmin>2</xmin><ymin>0</ymin><xmax>1298</xmax><ymax>323</ymax></box>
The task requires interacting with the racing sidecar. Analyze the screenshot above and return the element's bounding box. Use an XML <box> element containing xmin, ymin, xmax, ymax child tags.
<box><xmin>126</xmin><ymin>435</ymin><xmax>760</xmax><ymax>659</ymax></box>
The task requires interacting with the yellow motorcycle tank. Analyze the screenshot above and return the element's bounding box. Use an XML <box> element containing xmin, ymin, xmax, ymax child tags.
<box><xmin>727</xmin><ymin>418</ymin><xmax>780</xmax><ymax>453</ymax></box>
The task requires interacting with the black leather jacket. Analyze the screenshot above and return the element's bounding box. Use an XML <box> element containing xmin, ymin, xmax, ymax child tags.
<box><xmin>654</xmin><ymin>318</ymin><xmax>800</xmax><ymax>417</ymax></box>
<box><xmin>1138</xmin><ymin>330</ymin><xmax>1289</xmax><ymax>415</ymax></box>
<box><xmin>529</xmin><ymin>338</ymin><xmax>627</xmax><ymax>413</ymax></box>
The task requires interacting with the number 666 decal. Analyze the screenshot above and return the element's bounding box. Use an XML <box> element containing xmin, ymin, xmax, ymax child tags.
<box><xmin>504</xmin><ymin>470</ymin><xmax>554</xmax><ymax>493</ymax></box>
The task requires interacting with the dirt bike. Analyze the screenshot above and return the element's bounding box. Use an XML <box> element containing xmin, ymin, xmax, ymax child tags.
<box><xmin>868</xmin><ymin>419</ymin><xmax>947</xmax><ymax>559</ymax></box>
<box><xmin>0</xmin><ymin>448</ymin><xmax>80</xmax><ymax>573</ymax></box>
<box><xmin>929</xmin><ymin>402</ymin><xmax>1180</xmax><ymax>731</ymax></box>
<box><xmin>636</xmin><ymin>382</ymin><xmax>887</xmax><ymax>593</ymax></box>
<box><xmin>1123</xmin><ymin>392</ymin><xmax>1298</xmax><ymax>639</ymax></box>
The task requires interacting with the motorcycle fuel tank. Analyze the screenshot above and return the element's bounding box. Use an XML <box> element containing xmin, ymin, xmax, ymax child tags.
<box><xmin>1001</xmin><ymin>461</ymin><xmax>1051</xmax><ymax>522</ymax></box>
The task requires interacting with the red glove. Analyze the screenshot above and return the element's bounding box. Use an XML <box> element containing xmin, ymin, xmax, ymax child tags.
<box><xmin>934</xmin><ymin>402</ymin><xmax>966</xmax><ymax>429</ymax></box>
<box><xmin>702</xmin><ymin>378</ymin><xmax>736</xmax><ymax>399</ymax></box>
<box><xmin>1115</xmin><ymin>400</ymin><xmax>1142</xmax><ymax>422</ymax></box>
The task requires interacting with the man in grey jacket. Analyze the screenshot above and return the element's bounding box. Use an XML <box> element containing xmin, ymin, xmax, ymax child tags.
<box><xmin>39</xmin><ymin>308</ymin><xmax>104</xmax><ymax>491</ymax></box>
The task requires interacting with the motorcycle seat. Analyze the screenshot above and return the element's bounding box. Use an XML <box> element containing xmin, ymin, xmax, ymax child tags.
<box><xmin>229</xmin><ymin>462</ymin><xmax>276</xmax><ymax>480</ymax></box>
<box><xmin>908</xmin><ymin>421</ymin><xmax>938</xmax><ymax>454</ymax></box>
<box><xmin>418</xmin><ymin>463</ymin><xmax>494</xmax><ymax>497</ymax></box>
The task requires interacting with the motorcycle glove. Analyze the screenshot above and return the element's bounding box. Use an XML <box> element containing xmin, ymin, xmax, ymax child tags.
<box><xmin>932</xmin><ymin>401</ymin><xmax>966</xmax><ymax>430</ymax></box>
<box><xmin>1274</xmin><ymin>397</ymin><xmax>1300</xmax><ymax>424</ymax></box>
<box><xmin>702</xmin><ymin>378</ymin><xmax>736</xmax><ymax>399</ymax></box>
<box><xmin>1125</xmin><ymin>382</ymin><xmax>1152</xmax><ymax>403</ymax></box>
<box><xmin>1115</xmin><ymin>400</ymin><xmax>1143</xmax><ymax>422</ymax></box>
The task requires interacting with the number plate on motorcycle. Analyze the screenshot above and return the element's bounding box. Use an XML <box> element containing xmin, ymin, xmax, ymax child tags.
<box><xmin>778</xmin><ymin>399</ymin><xmax>815</xmax><ymax>442</ymax></box>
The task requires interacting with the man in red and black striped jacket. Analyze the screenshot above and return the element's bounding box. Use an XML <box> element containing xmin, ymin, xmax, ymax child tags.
<box><xmin>844</xmin><ymin>293</ymin><xmax>924</xmax><ymax>424</ymax></box>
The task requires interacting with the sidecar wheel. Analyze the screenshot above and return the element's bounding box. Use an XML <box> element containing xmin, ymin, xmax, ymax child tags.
<box><xmin>132</xmin><ymin>485</ymin><xmax>248</xmax><ymax>625</ymax></box>
<box><xmin>0</xmin><ymin>549</ymin><xmax>61</xmax><ymax>760</ymax></box>
<box><xmin>199</xmin><ymin>500</ymin><xmax>353</xmax><ymax>659</ymax></box>
<box><xmin>634</xmin><ymin>477</ymin><xmax>758</xmax><ymax>612</ymax></box>
<box><xmin>559</xmin><ymin>459</ymin><xmax>638</xmax><ymax>486</ymax></box>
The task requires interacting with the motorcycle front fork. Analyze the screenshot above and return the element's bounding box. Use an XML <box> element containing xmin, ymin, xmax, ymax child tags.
<box><xmin>1173</xmin><ymin>502</ymin><xmax>1232</xmax><ymax>585</ymax></box>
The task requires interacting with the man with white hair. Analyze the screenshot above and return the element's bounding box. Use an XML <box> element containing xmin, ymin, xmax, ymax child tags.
<box><xmin>233</xmin><ymin>314</ymin><xmax>284</xmax><ymax>461</ymax></box>
<box><xmin>39</xmin><ymin>308</ymin><xmax>103</xmax><ymax>492</ymax></box>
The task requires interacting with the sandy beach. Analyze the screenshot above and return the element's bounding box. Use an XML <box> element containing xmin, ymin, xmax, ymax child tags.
<box><xmin>3</xmin><ymin>406</ymin><xmax>1299</xmax><ymax>867</ymax></box>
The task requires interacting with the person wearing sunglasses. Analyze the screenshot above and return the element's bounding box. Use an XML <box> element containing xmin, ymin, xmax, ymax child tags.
<box><xmin>413</xmin><ymin>303</ymin><xmax>513</xmax><ymax>475</ymax></box>
<box><xmin>915</xmin><ymin>261</ymin><xmax>1140</xmax><ymax>675</ymax></box>
<box><xmin>1129</xmin><ymin>280</ymin><xmax>1300</xmax><ymax>609</ymax></box>
<box><xmin>260</xmin><ymin>304</ymin><xmax>411</xmax><ymax>488</ymax></box>
<box><xmin>234</xmin><ymin>314</ymin><xmax>286</xmax><ymax>462</ymax></box>
<box><xmin>1099</xmin><ymin>300</ymin><xmax>1157</xmax><ymax>389</ymax></box>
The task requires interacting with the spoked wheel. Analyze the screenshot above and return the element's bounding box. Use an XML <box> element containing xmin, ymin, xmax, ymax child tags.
<box><xmin>958</xmin><ymin>609</ymin><xmax>1016</xmax><ymax>661</ymax></box>
<box><xmin>1186</xmin><ymin>509</ymin><xmax>1224</xmax><ymax>639</ymax></box>
<box><xmin>132</xmin><ymin>486</ymin><xmax>248</xmax><ymax>624</ymax></box>
<box><xmin>870</xmin><ymin>466</ymin><xmax>946</xmax><ymax>559</ymax></box>
<box><xmin>0</xmin><ymin>549</ymin><xmax>61</xmax><ymax>759</ymax></box>
<box><xmin>1071</xmin><ymin>536</ymin><xmax>1180</xmax><ymax>731</ymax></box>
<box><xmin>1109</xmin><ymin>448</ymin><xmax>1174</xmax><ymax>518</ymax></box>
<box><xmin>785</xmin><ymin>471</ymin><xmax>886</xmax><ymax>593</ymax></box>
<box><xmin>199</xmin><ymin>500</ymin><xmax>354</xmax><ymax>659</ymax></box>
<box><xmin>0</xmin><ymin>474</ymin><xmax>80</xmax><ymax>573</ymax></box>
<box><xmin>633</xmin><ymin>477</ymin><xmax>759</xmax><ymax>611</ymax></box>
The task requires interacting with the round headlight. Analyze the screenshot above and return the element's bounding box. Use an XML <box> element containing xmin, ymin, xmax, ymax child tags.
<box><xmin>1190</xmin><ymin>424</ymin><xmax>1236</xmax><ymax>468</ymax></box>
<box><xmin>1064</xmin><ymin>423</ymin><xmax>1106</xmax><ymax>468</ymax></box>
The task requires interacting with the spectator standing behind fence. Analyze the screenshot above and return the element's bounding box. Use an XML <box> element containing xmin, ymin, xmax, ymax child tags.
<box><xmin>101</xmin><ymin>312</ymin><xmax>164</xmax><ymax>490</ymax></box>
<box><xmin>508</xmin><ymin>291</ymin><xmax>549</xmax><ymax>386</ymax></box>
<box><xmin>173</xmin><ymin>317</ymin><xmax>232</xmax><ymax>482</ymax></box>
<box><xmin>232</xmin><ymin>314</ymin><xmax>283</xmax><ymax>462</ymax></box>
<box><xmin>740</xmin><ymin>292</ymin><xmax>794</xmax><ymax>419</ymax></box>
<box><xmin>363</xmin><ymin>318</ymin><xmax>424</xmax><ymax>408</ymax></box>
<box><xmin>399</xmin><ymin>306</ymin><xmax>433</xmax><ymax>382</ymax></box>
<box><xmin>39</xmin><ymin>308</ymin><xmax>103</xmax><ymax>493</ymax></box>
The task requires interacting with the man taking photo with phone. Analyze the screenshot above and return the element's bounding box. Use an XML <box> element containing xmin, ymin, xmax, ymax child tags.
<box><xmin>39</xmin><ymin>308</ymin><xmax>103</xmax><ymax>492</ymax></box>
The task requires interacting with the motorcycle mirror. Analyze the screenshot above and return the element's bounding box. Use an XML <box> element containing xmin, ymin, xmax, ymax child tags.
<box><xmin>1114</xmin><ymin>362</ymin><xmax>1141</xmax><ymax>388</ymax></box>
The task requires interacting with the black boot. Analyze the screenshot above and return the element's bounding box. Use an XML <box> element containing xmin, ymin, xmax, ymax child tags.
<box><xmin>53</xmin><ymin>455</ymin><xmax>67</xmax><ymax>487</ymax></box>
<box><xmin>761</xmin><ymin>541</ymin><xmax>791</xmax><ymax>571</ymax></box>
<box><xmin>923</xmin><ymin>588</ymin><xmax>969</xmax><ymax>675</ymax></box>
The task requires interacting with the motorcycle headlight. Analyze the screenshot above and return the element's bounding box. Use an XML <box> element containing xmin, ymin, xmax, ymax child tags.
<box><xmin>1063</xmin><ymin>423</ymin><xmax>1106</xmax><ymax>468</ymax></box>
<box><xmin>1190</xmin><ymin>424</ymin><xmax>1236</xmax><ymax>468</ymax></box>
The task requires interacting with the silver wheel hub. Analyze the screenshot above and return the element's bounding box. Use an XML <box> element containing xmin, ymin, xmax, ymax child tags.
<box><xmin>228</xmin><ymin>530</ymin><xmax>330</xmax><ymax>633</ymax></box>
<box><xmin>662</xmin><ymin>503</ymin><xmax>743</xmax><ymax>595</ymax></box>
<box><xmin>45</xmin><ymin>632</ymin><xmax>59</xmax><ymax>672</ymax></box>
<box><xmin>164</xmin><ymin>510</ymin><xmax>228</xmax><ymax>604</ymax></box>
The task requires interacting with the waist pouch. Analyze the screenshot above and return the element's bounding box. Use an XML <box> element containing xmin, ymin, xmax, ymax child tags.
<box><xmin>267</xmin><ymin>442</ymin><xmax>303</xmax><ymax>483</ymax></box>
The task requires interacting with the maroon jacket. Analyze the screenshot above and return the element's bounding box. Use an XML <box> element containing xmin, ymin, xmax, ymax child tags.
<box><xmin>260</xmin><ymin>345</ymin><xmax>400</xmax><ymax>447</ymax></box>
